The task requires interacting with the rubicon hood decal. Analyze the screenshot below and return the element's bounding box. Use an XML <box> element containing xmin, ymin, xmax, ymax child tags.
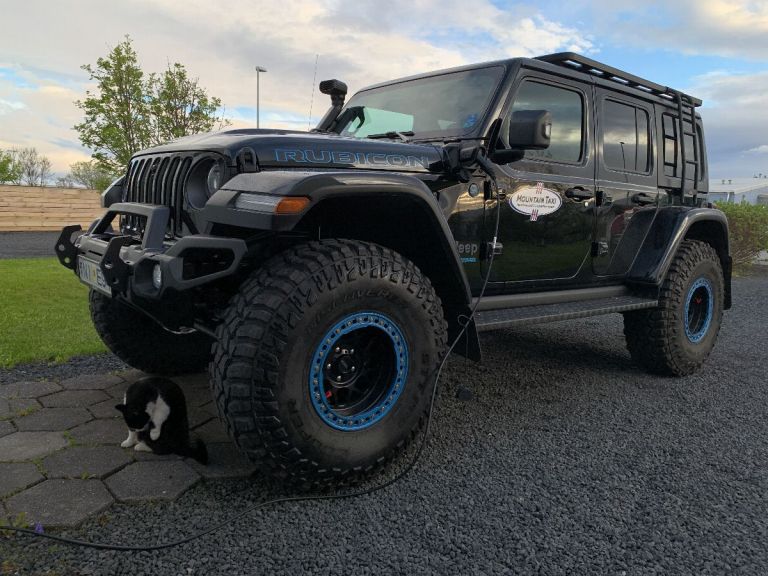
<box><xmin>274</xmin><ymin>148</ymin><xmax>430</xmax><ymax>170</ymax></box>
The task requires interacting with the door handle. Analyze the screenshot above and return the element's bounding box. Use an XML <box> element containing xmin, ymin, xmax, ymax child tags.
<box><xmin>632</xmin><ymin>192</ymin><xmax>656</xmax><ymax>206</ymax></box>
<box><xmin>565</xmin><ymin>187</ymin><xmax>595</xmax><ymax>201</ymax></box>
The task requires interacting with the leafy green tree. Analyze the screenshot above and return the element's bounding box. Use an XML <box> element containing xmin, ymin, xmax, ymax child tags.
<box><xmin>0</xmin><ymin>150</ymin><xmax>20</xmax><ymax>184</ymax></box>
<box><xmin>148</xmin><ymin>63</ymin><xmax>228</xmax><ymax>143</ymax></box>
<box><xmin>67</xmin><ymin>160</ymin><xmax>118</xmax><ymax>191</ymax></box>
<box><xmin>74</xmin><ymin>37</ymin><xmax>150</xmax><ymax>173</ymax></box>
<box><xmin>716</xmin><ymin>201</ymin><xmax>768</xmax><ymax>271</ymax></box>
<box><xmin>74</xmin><ymin>36</ymin><xmax>229</xmax><ymax>173</ymax></box>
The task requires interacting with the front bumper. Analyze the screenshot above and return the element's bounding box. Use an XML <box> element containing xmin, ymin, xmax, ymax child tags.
<box><xmin>56</xmin><ymin>203</ymin><xmax>247</xmax><ymax>299</ymax></box>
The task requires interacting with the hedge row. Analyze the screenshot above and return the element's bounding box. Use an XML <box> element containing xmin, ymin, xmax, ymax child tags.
<box><xmin>715</xmin><ymin>202</ymin><xmax>768</xmax><ymax>272</ymax></box>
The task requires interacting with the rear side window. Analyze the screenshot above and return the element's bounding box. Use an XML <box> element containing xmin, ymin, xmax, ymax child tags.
<box><xmin>602</xmin><ymin>99</ymin><xmax>650</xmax><ymax>173</ymax></box>
<box><xmin>510</xmin><ymin>80</ymin><xmax>584</xmax><ymax>164</ymax></box>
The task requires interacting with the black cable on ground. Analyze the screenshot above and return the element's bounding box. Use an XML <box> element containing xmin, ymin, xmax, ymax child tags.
<box><xmin>1</xmin><ymin>160</ymin><xmax>503</xmax><ymax>552</ymax></box>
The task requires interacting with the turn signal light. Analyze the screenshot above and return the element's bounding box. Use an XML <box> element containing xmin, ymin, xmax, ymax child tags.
<box><xmin>275</xmin><ymin>197</ymin><xmax>310</xmax><ymax>214</ymax></box>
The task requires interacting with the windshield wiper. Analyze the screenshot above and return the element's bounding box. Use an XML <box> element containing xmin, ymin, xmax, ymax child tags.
<box><xmin>366</xmin><ymin>131</ymin><xmax>414</xmax><ymax>142</ymax></box>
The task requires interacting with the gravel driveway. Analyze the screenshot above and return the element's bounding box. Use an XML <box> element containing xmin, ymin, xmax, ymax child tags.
<box><xmin>1</xmin><ymin>273</ymin><xmax>767</xmax><ymax>575</ymax></box>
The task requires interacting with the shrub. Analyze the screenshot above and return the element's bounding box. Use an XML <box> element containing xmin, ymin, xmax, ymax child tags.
<box><xmin>715</xmin><ymin>202</ymin><xmax>768</xmax><ymax>272</ymax></box>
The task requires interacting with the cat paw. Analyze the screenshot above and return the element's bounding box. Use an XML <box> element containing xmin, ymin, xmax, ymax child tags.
<box><xmin>150</xmin><ymin>428</ymin><xmax>160</xmax><ymax>441</ymax></box>
<box><xmin>121</xmin><ymin>431</ymin><xmax>138</xmax><ymax>448</ymax></box>
<box><xmin>134</xmin><ymin>441</ymin><xmax>153</xmax><ymax>452</ymax></box>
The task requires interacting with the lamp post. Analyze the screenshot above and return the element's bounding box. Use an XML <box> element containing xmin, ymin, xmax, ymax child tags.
<box><xmin>255</xmin><ymin>66</ymin><xmax>267</xmax><ymax>129</ymax></box>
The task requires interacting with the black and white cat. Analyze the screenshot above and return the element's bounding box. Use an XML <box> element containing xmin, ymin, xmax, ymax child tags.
<box><xmin>115</xmin><ymin>377</ymin><xmax>208</xmax><ymax>464</ymax></box>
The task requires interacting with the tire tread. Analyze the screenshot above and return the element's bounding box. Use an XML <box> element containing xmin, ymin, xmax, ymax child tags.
<box><xmin>209</xmin><ymin>239</ymin><xmax>447</xmax><ymax>487</ymax></box>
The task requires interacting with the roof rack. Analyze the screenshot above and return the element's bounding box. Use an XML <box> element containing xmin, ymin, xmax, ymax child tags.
<box><xmin>537</xmin><ymin>52</ymin><xmax>701</xmax><ymax>198</ymax></box>
<box><xmin>536</xmin><ymin>52</ymin><xmax>702</xmax><ymax>107</ymax></box>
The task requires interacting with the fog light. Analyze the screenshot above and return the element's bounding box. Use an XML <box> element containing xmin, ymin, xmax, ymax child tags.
<box><xmin>152</xmin><ymin>264</ymin><xmax>163</xmax><ymax>290</ymax></box>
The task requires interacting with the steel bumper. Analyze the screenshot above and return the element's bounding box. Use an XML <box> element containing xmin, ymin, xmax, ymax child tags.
<box><xmin>55</xmin><ymin>203</ymin><xmax>247</xmax><ymax>299</ymax></box>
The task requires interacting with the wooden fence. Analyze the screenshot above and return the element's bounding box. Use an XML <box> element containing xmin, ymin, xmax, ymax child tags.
<box><xmin>0</xmin><ymin>185</ymin><xmax>103</xmax><ymax>232</ymax></box>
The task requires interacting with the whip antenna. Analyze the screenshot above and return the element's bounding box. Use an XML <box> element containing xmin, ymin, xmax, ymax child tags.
<box><xmin>308</xmin><ymin>54</ymin><xmax>319</xmax><ymax>130</ymax></box>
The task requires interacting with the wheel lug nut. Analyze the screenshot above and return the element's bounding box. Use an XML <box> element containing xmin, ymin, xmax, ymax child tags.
<box><xmin>350</xmin><ymin>349</ymin><xmax>355</xmax><ymax>354</ymax></box>
<box><xmin>351</xmin><ymin>366</ymin><xmax>356</xmax><ymax>372</ymax></box>
<box><xmin>326</xmin><ymin>363</ymin><xmax>332</xmax><ymax>369</ymax></box>
<box><xmin>336</xmin><ymin>375</ymin><xmax>342</xmax><ymax>381</ymax></box>
<box><xmin>335</xmin><ymin>347</ymin><xmax>340</xmax><ymax>353</ymax></box>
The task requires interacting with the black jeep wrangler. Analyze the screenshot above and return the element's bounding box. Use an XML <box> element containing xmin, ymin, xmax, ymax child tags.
<box><xmin>57</xmin><ymin>53</ymin><xmax>730</xmax><ymax>485</ymax></box>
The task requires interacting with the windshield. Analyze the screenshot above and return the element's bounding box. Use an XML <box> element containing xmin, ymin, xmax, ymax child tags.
<box><xmin>333</xmin><ymin>66</ymin><xmax>505</xmax><ymax>140</ymax></box>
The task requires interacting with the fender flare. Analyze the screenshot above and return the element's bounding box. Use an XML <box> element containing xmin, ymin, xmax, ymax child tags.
<box><xmin>628</xmin><ymin>207</ymin><xmax>732</xmax><ymax>309</ymax></box>
<box><xmin>203</xmin><ymin>170</ymin><xmax>481</xmax><ymax>358</ymax></box>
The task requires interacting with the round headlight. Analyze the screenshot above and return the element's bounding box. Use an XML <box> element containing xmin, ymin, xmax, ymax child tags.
<box><xmin>186</xmin><ymin>157</ymin><xmax>227</xmax><ymax>210</ymax></box>
<box><xmin>206</xmin><ymin>163</ymin><xmax>223</xmax><ymax>196</ymax></box>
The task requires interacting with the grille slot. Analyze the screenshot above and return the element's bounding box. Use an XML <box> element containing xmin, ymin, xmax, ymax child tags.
<box><xmin>121</xmin><ymin>153</ymin><xmax>194</xmax><ymax>237</ymax></box>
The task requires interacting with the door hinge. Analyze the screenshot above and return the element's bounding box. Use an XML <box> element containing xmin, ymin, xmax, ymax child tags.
<box><xmin>484</xmin><ymin>181</ymin><xmax>506</xmax><ymax>201</ymax></box>
<box><xmin>485</xmin><ymin>240</ymin><xmax>503</xmax><ymax>258</ymax></box>
<box><xmin>595</xmin><ymin>190</ymin><xmax>605</xmax><ymax>206</ymax></box>
<box><xmin>591</xmin><ymin>241</ymin><xmax>609</xmax><ymax>257</ymax></box>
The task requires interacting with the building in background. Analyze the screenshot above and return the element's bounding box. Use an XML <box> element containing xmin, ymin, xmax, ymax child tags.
<box><xmin>709</xmin><ymin>178</ymin><xmax>768</xmax><ymax>205</ymax></box>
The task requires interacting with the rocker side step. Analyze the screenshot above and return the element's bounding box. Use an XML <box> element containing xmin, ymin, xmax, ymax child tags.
<box><xmin>474</xmin><ymin>295</ymin><xmax>658</xmax><ymax>332</ymax></box>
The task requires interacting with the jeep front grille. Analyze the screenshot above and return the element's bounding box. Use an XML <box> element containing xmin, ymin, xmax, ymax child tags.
<box><xmin>121</xmin><ymin>153</ymin><xmax>193</xmax><ymax>237</ymax></box>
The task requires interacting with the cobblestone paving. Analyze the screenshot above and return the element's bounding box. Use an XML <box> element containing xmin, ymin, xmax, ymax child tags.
<box><xmin>0</xmin><ymin>371</ymin><xmax>256</xmax><ymax>528</ymax></box>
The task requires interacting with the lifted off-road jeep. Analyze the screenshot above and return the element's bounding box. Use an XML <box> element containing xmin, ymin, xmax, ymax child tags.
<box><xmin>57</xmin><ymin>53</ymin><xmax>730</xmax><ymax>485</ymax></box>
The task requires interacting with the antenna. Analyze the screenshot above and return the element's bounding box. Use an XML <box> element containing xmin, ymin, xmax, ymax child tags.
<box><xmin>308</xmin><ymin>54</ymin><xmax>319</xmax><ymax>131</ymax></box>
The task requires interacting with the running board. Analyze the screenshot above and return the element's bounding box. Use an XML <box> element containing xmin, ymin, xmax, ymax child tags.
<box><xmin>474</xmin><ymin>295</ymin><xmax>658</xmax><ymax>332</ymax></box>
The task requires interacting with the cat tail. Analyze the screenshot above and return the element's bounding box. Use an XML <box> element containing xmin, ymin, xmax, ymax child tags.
<box><xmin>186</xmin><ymin>438</ymin><xmax>208</xmax><ymax>465</ymax></box>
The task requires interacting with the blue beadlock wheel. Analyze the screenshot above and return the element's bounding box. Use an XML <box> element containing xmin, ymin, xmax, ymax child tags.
<box><xmin>684</xmin><ymin>277</ymin><xmax>714</xmax><ymax>343</ymax></box>
<box><xmin>308</xmin><ymin>311</ymin><xmax>409</xmax><ymax>431</ymax></box>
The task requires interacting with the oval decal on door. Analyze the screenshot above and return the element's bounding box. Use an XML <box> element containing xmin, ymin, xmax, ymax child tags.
<box><xmin>508</xmin><ymin>182</ymin><xmax>562</xmax><ymax>221</ymax></box>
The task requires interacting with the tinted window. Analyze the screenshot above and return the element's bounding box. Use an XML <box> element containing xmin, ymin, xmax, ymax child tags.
<box><xmin>603</xmin><ymin>100</ymin><xmax>650</xmax><ymax>173</ymax></box>
<box><xmin>337</xmin><ymin>66</ymin><xmax>504</xmax><ymax>139</ymax></box>
<box><xmin>510</xmin><ymin>81</ymin><xmax>584</xmax><ymax>164</ymax></box>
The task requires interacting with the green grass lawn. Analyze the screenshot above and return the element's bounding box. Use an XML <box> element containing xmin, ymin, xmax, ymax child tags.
<box><xmin>0</xmin><ymin>258</ymin><xmax>106</xmax><ymax>368</ymax></box>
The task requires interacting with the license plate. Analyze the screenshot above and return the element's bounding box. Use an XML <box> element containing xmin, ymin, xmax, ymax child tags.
<box><xmin>77</xmin><ymin>257</ymin><xmax>112</xmax><ymax>296</ymax></box>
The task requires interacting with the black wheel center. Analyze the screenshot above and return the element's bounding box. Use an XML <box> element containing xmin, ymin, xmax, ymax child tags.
<box><xmin>687</xmin><ymin>285</ymin><xmax>710</xmax><ymax>335</ymax></box>
<box><xmin>326</xmin><ymin>348</ymin><xmax>360</xmax><ymax>388</ymax></box>
<box><xmin>321</xmin><ymin>327</ymin><xmax>396</xmax><ymax>417</ymax></box>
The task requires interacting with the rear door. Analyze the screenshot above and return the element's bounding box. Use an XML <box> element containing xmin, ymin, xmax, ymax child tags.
<box><xmin>592</xmin><ymin>88</ymin><xmax>659</xmax><ymax>276</ymax></box>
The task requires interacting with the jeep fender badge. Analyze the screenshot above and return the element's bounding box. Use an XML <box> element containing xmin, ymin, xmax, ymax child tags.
<box><xmin>508</xmin><ymin>182</ymin><xmax>562</xmax><ymax>222</ymax></box>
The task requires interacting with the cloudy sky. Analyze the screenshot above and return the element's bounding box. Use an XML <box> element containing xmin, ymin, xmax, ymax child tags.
<box><xmin>1</xmin><ymin>0</ymin><xmax>767</xmax><ymax>178</ymax></box>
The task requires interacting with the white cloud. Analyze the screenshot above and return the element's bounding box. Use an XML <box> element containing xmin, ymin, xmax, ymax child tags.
<box><xmin>0</xmin><ymin>0</ymin><xmax>766</xmax><ymax>178</ymax></box>
<box><xmin>686</xmin><ymin>71</ymin><xmax>768</xmax><ymax>177</ymax></box>
<box><xmin>0</xmin><ymin>0</ymin><xmax>591</xmax><ymax>174</ymax></box>
<box><xmin>566</xmin><ymin>0</ymin><xmax>768</xmax><ymax>60</ymax></box>
<box><xmin>0</xmin><ymin>98</ymin><xmax>26</xmax><ymax>114</ymax></box>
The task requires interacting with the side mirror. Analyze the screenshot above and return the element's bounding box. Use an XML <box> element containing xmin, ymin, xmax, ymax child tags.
<box><xmin>509</xmin><ymin>110</ymin><xmax>551</xmax><ymax>149</ymax></box>
<box><xmin>490</xmin><ymin>110</ymin><xmax>551</xmax><ymax>164</ymax></box>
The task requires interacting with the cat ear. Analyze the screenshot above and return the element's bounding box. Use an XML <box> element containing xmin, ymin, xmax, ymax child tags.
<box><xmin>115</xmin><ymin>404</ymin><xmax>126</xmax><ymax>413</ymax></box>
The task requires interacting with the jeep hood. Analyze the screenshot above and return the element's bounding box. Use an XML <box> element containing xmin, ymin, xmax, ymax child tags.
<box><xmin>134</xmin><ymin>129</ymin><xmax>444</xmax><ymax>174</ymax></box>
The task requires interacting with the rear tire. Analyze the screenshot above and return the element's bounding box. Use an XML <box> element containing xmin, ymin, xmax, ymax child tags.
<box><xmin>623</xmin><ymin>240</ymin><xmax>724</xmax><ymax>376</ymax></box>
<box><xmin>210</xmin><ymin>239</ymin><xmax>447</xmax><ymax>487</ymax></box>
<box><xmin>90</xmin><ymin>291</ymin><xmax>211</xmax><ymax>375</ymax></box>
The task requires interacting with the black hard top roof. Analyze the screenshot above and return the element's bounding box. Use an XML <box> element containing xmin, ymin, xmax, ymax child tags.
<box><xmin>357</xmin><ymin>52</ymin><xmax>702</xmax><ymax>108</ymax></box>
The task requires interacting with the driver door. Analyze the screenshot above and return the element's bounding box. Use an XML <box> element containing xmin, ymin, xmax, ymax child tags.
<box><xmin>485</xmin><ymin>75</ymin><xmax>596</xmax><ymax>289</ymax></box>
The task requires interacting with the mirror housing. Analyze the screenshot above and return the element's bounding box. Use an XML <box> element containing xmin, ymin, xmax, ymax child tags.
<box><xmin>490</xmin><ymin>110</ymin><xmax>551</xmax><ymax>164</ymax></box>
<box><xmin>509</xmin><ymin>110</ymin><xmax>551</xmax><ymax>149</ymax></box>
<box><xmin>490</xmin><ymin>148</ymin><xmax>525</xmax><ymax>165</ymax></box>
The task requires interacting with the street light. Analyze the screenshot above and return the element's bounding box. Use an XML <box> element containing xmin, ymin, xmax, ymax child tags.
<box><xmin>255</xmin><ymin>66</ymin><xmax>267</xmax><ymax>129</ymax></box>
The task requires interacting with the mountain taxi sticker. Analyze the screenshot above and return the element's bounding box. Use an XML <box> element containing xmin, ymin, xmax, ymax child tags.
<box><xmin>508</xmin><ymin>182</ymin><xmax>562</xmax><ymax>222</ymax></box>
